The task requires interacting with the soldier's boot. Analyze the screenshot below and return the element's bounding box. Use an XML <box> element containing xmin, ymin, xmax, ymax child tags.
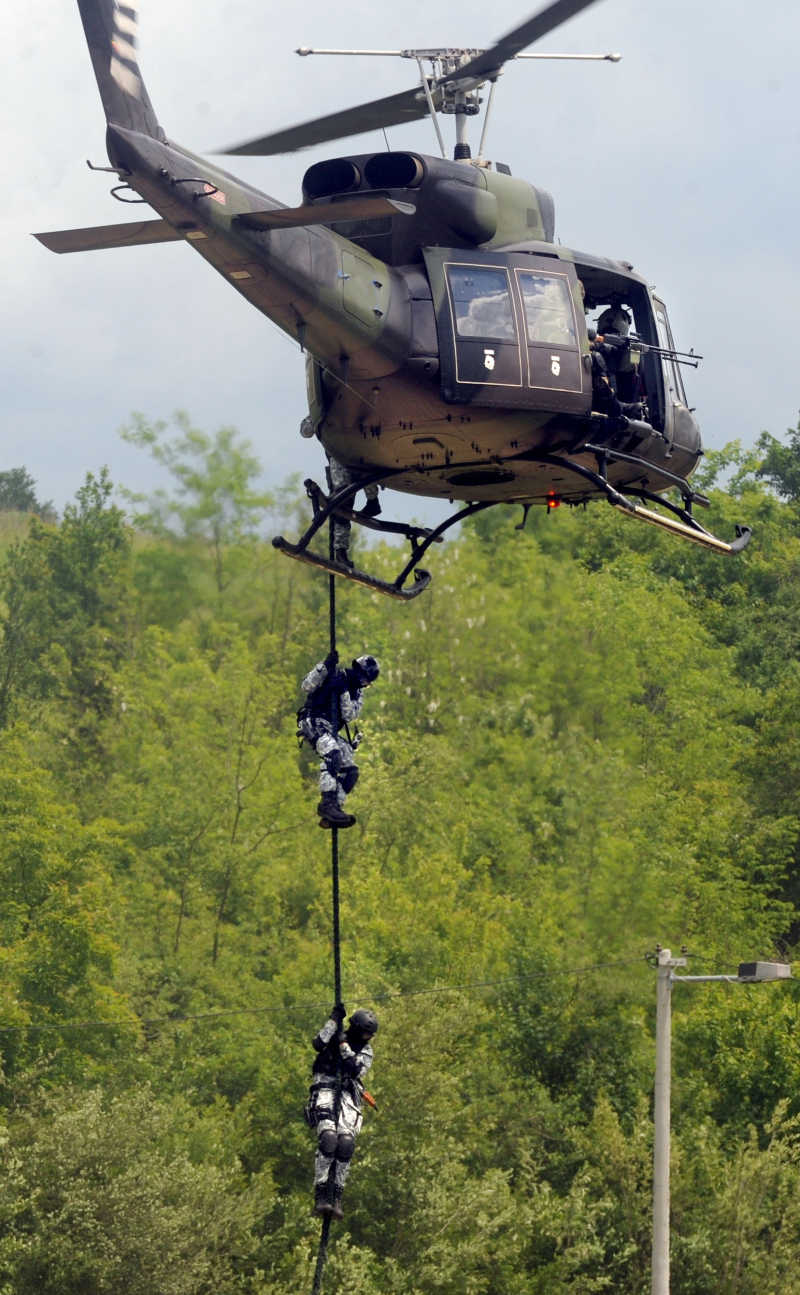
<box><xmin>334</xmin><ymin>546</ymin><xmax>354</xmax><ymax>570</ymax></box>
<box><xmin>360</xmin><ymin>496</ymin><xmax>382</xmax><ymax>518</ymax></box>
<box><xmin>317</xmin><ymin>794</ymin><xmax>356</xmax><ymax>829</ymax></box>
<box><xmin>314</xmin><ymin>1182</ymin><xmax>332</xmax><ymax>1216</ymax></box>
<box><xmin>330</xmin><ymin>1183</ymin><xmax>344</xmax><ymax>1221</ymax></box>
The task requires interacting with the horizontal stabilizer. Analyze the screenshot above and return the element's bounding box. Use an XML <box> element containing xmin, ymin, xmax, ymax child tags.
<box><xmin>33</xmin><ymin>219</ymin><xmax>185</xmax><ymax>254</ymax></box>
<box><xmin>235</xmin><ymin>197</ymin><xmax>415</xmax><ymax>231</ymax></box>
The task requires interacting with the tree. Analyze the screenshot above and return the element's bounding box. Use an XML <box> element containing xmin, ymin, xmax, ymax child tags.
<box><xmin>0</xmin><ymin>468</ymin><xmax>55</xmax><ymax>519</ymax></box>
<box><xmin>0</xmin><ymin>728</ymin><xmax>137</xmax><ymax>1088</ymax></box>
<box><xmin>120</xmin><ymin>413</ymin><xmax>272</xmax><ymax>599</ymax></box>
<box><xmin>100</xmin><ymin>624</ymin><xmax>303</xmax><ymax>966</ymax></box>
<box><xmin>0</xmin><ymin>470</ymin><xmax>131</xmax><ymax>739</ymax></box>
<box><xmin>757</xmin><ymin>417</ymin><xmax>800</xmax><ymax>501</ymax></box>
<box><xmin>0</xmin><ymin>1086</ymin><xmax>265</xmax><ymax>1295</ymax></box>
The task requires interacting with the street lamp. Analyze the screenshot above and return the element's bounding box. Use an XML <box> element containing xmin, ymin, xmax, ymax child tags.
<box><xmin>651</xmin><ymin>946</ymin><xmax>792</xmax><ymax>1295</ymax></box>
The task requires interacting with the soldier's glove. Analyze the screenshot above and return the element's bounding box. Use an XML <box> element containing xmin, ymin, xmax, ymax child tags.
<box><xmin>351</xmin><ymin>729</ymin><xmax>362</xmax><ymax>750</ymax></box>
<box><xmin>324</xmin><ymin>650</ymin><xmax>339</xmax><ymax>672</ymax></box>
<box><xmin>331</xmin><ymin>1002</ymin><xmax>346</xmax><ymax>1025</ymax></box>
<box><xmin>339</xmin><ymin>1042</ymin><xmax>359</xmax><ymax>1076</ymax></box>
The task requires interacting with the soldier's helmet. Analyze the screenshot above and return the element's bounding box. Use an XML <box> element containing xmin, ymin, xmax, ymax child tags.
<box><xmin>598</xmin><ymin>305</ymin><xmax>631</xmax><ymax>336</ymax></box>
<box><xmin>348</xmin><ymin>1008</ymin><xmax>379</xmax><ymax>1040</ymax></box>
<box><xmin>353</xmin><ymin>655</ymin><xmax>380</xmax><ymax>685</ymax></box>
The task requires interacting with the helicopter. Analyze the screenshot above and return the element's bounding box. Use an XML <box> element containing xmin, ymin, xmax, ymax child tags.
<box><xmin>35</xmin><ymin>0</ymin><xmax>751</xmax><ymax>599</ymax></box>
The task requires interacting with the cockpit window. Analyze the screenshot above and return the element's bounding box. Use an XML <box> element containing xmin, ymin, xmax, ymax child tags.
<box><xmin>518</xmin><ymin>272</ymin><xmax>576</xmax><ymax>346</ymax></box>
<box><xmin>448</xmin><ymin>266</ymin><xmax>517</xmax><ymax>340</ymax></box>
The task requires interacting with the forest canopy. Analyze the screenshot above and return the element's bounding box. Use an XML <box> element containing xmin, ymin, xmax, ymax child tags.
<box><xmin>0</xmin><ymin>415</ymin><xmax>799</xmax><ymax>1293</ymax></box>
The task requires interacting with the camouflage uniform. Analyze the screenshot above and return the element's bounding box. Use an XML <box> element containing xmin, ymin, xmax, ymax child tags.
<box><xmin>327</xmin><ymin>456</ymin><xmax>380</xmax><ymax>563</ymax></box>
<box><xmin>299</xmin><ymin>658</ymin><xmax>366</xmax><ymax>813</ymax></box>
<box><xmin>307</xmin><ymin>1011</ymin><xmax>375</xmax><ymax>1210</ymax></box>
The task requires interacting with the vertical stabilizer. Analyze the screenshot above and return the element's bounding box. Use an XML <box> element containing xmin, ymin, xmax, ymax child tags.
<box><xmin>77</xmin><ymin>0</ymin><xmax>162</xmax><ymax>137</ymax></box>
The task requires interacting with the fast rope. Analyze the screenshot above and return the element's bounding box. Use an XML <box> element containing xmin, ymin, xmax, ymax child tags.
<box><xmin>327</xmin><ymin>521</ymin><xmax>342</xmax><ymax>1007</ymax></box>
<box><xmin>311</xmin><ymin>1215</ymin><xmax>332</xmax><ymax>1295</ymax></box>
<box><xmin>311</xmin><ymin>521</ymin><xmax>343</xmax><ymax>1295</ymax></box>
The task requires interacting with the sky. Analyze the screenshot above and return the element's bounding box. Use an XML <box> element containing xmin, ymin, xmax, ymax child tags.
<box><xmin>3</xmin><ymin>0</ymin><xmax>799</xmax><ymax>521</ymax></box>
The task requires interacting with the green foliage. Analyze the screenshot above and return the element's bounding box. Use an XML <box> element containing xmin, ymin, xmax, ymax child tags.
<box><xmin>0</xmin><ymin>470</ymin><xmax>130</xmax><ymax>742</ymax></box>
<box><xmin>0</xmin><ymin>1086</ymin><xmax>263</xmax><ymax>1295</ymax></box>
<box><xmin>0</xmin><ymin>431</ymin><xmax>797</xmax><ymax>1292</ymax></box>
<box><xmin>120</xmin><ymin>412</ymin><xmax>272</xmax><ymax>602</ymax></box>
<box><xmin>672</xmin><ymin>1106</ymin><xmax>800</xmax><ymax>1294</ymax></box>
<box><xmin>756</xmin><ymin>415</ymin><xmax>800</xmax><ymax>502</ymax></box>
<box><xmin>0</xmin><ymin>468</ymin><xmax>55</xmax><ymax>521</ymax></box>
<box><xmin>0</xmin><ymin>729</ymin><xmax>136</xmax><ymax>1087</ymax></box>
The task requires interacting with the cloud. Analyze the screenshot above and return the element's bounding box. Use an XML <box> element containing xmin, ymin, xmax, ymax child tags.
<box><xmin>4</xmin><ymin>0</ymin><xmax>799</xmax><ymax>514</ymax></box>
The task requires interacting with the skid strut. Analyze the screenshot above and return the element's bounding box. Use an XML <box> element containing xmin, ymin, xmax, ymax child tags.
<box><xmin>273</xmin><ymin>475</ymin><xmax>497</xmax><ymax>599</ymax></box>
<box><xmin>530</xmin><ymin>446</ymin><xmax>752</xmax><ymax>555</ymax></box>
<box><xmin>276</xmin><ymin>437</ymin><xmax>751</xmax><ymax>601</ymax></box>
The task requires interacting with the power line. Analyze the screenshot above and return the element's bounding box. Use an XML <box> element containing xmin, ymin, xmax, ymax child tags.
<box><xmin>0</xmin><ymin>954</ymin><xmax>650</xmax><ymax>1035</ymax></box>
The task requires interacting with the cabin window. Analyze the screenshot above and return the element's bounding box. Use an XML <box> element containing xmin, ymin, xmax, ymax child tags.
<box><xmin>518</xmin><ymin>272</ymin><xmax>577</xmax><ymax>346</ymax></box>
<box><xmin>448</xmin><ymin>267</ymin><xmax>516</xmax><ymax>340</ymax></box>
<box><xmin>654</xmin><ymin>303</ymin><xmax>687</xmax><ymax>406</ymax></box>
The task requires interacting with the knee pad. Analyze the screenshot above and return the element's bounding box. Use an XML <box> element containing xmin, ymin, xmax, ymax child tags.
<box><xmin>338</xmin><ymin>766</ymin><xmax>359</xmax><ymax>795</ymax></box>
<box><xmin>336</xmin><ymin>1133</ymin><xmax>356</xmax><ymax>1162</ymax></box>
<box><xmin>323</xmin><ymin>748</ymin><xmax>344</xmax><ymax>775</ymax></box>
<box><xmin>318</xmin><ymin>1128</ymin><xmax>338</xmax><ymax>1157</ymax></box>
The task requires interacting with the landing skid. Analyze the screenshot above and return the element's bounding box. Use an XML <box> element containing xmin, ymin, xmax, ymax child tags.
<box><xmin>272</xmin><ymin>445</ymin><xmax>751</xmax><ymax>598</ymax></box>
<box><xmin>272</xmin><ymin>475</ymin><xmax>496</xmax><ymax>600</ymax></box>
<box><xmin>272</xmin><ymin>534</ymin><xmax>432</xmax><ymax>600</ymax></box>
<box><xmin>563</xmin><ymin>445</ymin><xmax>753</xmax><ymax>555</ymax></box>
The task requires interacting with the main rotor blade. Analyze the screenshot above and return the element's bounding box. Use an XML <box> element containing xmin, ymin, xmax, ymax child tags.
<box><xmin>219</xmin><ymin>0</ymin><xmax>602</xmax><ymax>156</ymax></box>
<box><xmin>221</xmin><ymin>83</ymin><xmax>442</xmax><ymax>157</ymax></box>
<box><xmin>444</xmin><ymin>0</ymin><xmax>605</xmax><ymax>84</ymax></box>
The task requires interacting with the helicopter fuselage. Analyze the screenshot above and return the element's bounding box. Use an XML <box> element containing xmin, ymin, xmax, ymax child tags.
<box><xmin>103</xmin><ymin>123</ymin><xmax>701</xmax><ymax>510</ymax></box>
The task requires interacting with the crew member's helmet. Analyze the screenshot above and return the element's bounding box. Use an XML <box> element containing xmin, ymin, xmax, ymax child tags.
<box><xmin>353</xmin><ymin>655</ymin><xmax>380</xmax><ymax>685</ymax></box>
<box><xmin>348</xmin><ymin>1008</ymin><xmax>379</xmax><ymax>1040</ymax></box>
<box><xmin>597</xmin><ymin>305</ymin><xmax>631</xmax><ymax>336</ymax></box>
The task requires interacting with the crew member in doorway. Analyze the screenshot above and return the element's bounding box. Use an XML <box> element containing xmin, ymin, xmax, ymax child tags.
<box><xmin>297</xmin><ymin>649</ymin><xmax>380</xmax><ymax>828</ymax></box>
<box><xmin>306</xmin><ymin>1004</ymin><xmax>378</xmax><ymax>1219</ymax></box>
<box><xmin>593</xmin><ymin>301</ymin><xmax>645</xmax><ymax>416</ymax></box>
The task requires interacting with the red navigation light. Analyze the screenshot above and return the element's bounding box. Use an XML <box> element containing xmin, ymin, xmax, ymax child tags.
<box><xmin>546</xmin><ymin>491</ymin><xmax>561</xmax><ymax>511</ymax></box>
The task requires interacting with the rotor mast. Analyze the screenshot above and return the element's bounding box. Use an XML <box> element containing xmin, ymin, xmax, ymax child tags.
<box><xmin>295</xmin><ymin>46</ymin><xmax>621</xmax><ymax>161</ymax></box>
<box><xmin>222</xmin><ymin>1</ymin><xmax>620</xmax><ymax>161</ymax></box>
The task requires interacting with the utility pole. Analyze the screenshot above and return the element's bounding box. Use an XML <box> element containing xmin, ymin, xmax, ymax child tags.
<box><xmin>650</xmin><ymin>947</ymin><xmax>791</xmax><ymax>1295</ymax></box>
<box><xmin>651</xmin><ymin>947</ymin><xmax>685</xmax><ymax>1295</ymax></box>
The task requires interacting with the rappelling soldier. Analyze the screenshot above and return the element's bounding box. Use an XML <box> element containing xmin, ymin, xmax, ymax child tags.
<box><xmin>327</xmin><ymin>456</ymin><xmax>381</xmax><ymax>569</ymax></box>
<box><xmin>306</xmin><ymin>1003</ymin><xmax>378</xmax><ymax>1219</ymax></box>
<box><xmin>297</xmin><ymin>650</ymin><xmax>380</xmax><ymax>828</ymax></box>
<box><xmin>299</xmin><ymin>359</ymin><xmax>381</xmax><ymax>570</ymax></box>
